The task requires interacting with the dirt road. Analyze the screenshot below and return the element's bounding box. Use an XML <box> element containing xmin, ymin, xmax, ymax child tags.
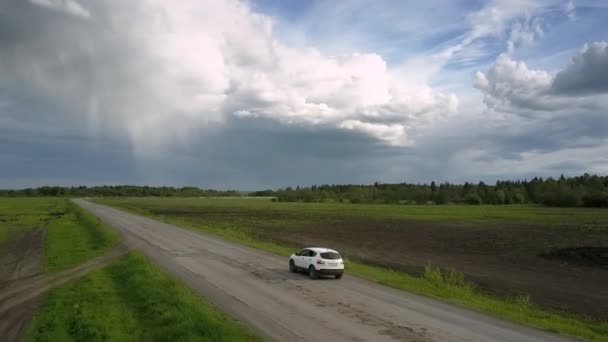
<box><xmin>76</xmin><ymin>199</ymin><xmax>575</xmax><ymax>342</ymax></box>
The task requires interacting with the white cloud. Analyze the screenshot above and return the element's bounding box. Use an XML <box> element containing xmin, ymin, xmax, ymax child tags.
<box><xmin>1</xmin><ymin>0</ymin><xmax>456</xmax><ymax>148</ymax></box>
<box><xmin>434</xmin><ymin>0</ymin><xmax>546</xmax><ymax>64</ymax></box>
<box><xmin>475</xmin><ymin>42</ymin><xmax>608</xmax><ymax>114</ymax></box>
<box><xmin>565</xmin><ymin>0</ymin><xmax>576</xmax><ymax>20</ymax></box>
<box><xmin>474</xmin><ymin>54</ymin><xmax>553</xmax><ymax>111</ymax></box>
<box><xmin>507</xmin><ymin>17</ymin><xmax>544</xmax><ymax>54</ymax></box>
<box><xmin>338</xmin><ymin>120</ymin><xmax>410</xmax><ymax>146</ymax></box>
<box><xmin>28</xmin><ymin>0</ymin><xmax>91</xmax><ymax>18</ymax></box>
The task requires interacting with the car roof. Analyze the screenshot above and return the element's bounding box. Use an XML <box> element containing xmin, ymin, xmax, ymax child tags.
<box><xmin>303</xmin><ymin>247</ymin><xmax>339</xmax><ymax>253</ymax></box>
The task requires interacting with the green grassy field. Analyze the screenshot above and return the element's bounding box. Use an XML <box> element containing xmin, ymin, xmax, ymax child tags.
<box><xmin>0</xmin><ymin>198</ymin><xmax>65</xmax><ymax>244</ymax></box>
<box><xmin>100</xmin><ymin>196</ymin><xmax>608</xmax><ymax>224</ymax></box>
<box><xmin>26</xmin><ymin>252</ymin><xmax>261</xmax><ymax>342</ymax></box>
<box><xmin>96</xmin><ymin>197</ymin><xmax>608</xmax><ymax>342</ymax></box>
<box><xmin>44</xmin><ymin>201</ymin><xmax>120</xmax><ymax>273</ymax></box>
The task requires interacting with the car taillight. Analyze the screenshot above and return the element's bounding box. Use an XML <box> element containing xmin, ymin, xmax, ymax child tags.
<box><xmin>316</xmin><ymin>259</ymin><xmax>325</xmax><ymax>265</ymax></box>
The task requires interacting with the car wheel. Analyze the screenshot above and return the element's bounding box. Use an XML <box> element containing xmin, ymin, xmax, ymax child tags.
<box><xmin>335</xmin><ymin>274</ymin><xmax>343</xmax><ymax>279</ymax></box>
<box><xmin>289</xmin><ymin>260</ymin><xmax>297</xmax><ymax>273</ymax></box>
<box><xmin>308</xmin><ymin>266</ymin><xmax>318</xmax><ymax>279</ymax></box>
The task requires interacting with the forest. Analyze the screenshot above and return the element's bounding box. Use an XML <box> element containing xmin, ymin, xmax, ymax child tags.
<box><xmin>251</xmin><ymin>174</ymin><xmax>608</xmax><ymax>207</ymax></box>
<box><xmin>0</xmin><ymin>185</ymin><xmax>239</xmax><ymax>198</ymax></box>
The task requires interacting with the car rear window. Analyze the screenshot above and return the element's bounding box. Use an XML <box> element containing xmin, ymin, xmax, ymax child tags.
<box><xmin>321</xmin><ymin>252</ymin><xmax>341</xmax><ymax>260</ymax></box>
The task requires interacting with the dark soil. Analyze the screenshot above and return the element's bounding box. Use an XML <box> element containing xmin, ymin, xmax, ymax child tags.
<box><xmin>540</xmin><ymin>247</ymin><xmax>608</xmax><ymax>267</ymax></box>
<box><xmin>0</xmin><ymin>227</ymin><xmax>45</xmax><ymax>341</ymax></box>
<box><xmin>257</xmin><ymin>219</ymin><xmax>608</xmax><ymax>321</ymax></box>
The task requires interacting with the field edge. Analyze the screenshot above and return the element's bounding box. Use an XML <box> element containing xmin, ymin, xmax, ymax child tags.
<box><xmin>92</xmin><ymin>198</ymin><xmax>608</xmax><ymax>342</ymax></box>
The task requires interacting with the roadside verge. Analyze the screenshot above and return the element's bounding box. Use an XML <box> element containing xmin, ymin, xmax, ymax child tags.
<box><xmin>25</xmin><ymin>251</ymin><xmax>261</xmax><ymax>341</ymax></box>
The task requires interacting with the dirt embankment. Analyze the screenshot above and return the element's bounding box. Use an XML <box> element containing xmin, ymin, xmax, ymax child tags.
<box><xmin>0</xmin><ymin>227</ymin><xmax>46</xmax><ymax>341</ymax></box>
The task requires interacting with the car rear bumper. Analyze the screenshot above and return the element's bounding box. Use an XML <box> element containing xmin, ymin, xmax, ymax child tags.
<box><xmin>317</xmin><ymin>268</ymin><xmax>344</xmax><ymax>276</ymax></box>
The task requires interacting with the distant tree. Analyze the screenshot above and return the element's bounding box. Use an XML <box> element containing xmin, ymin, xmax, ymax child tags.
<box><xmin>464</xmin><ymin>192</ymin><xmax>483</xmax><ymax>205</ymax></box>
<box><xmin>435</xmin><ymin>190</ymin><xmax>449</xmax><ymax>204</ymax></box>
<box><xmin>542</xmin><ymin>186</ymin><xmax>579</xmax><ymax>207</ymax></box>
<box><xmin>511</xmin><ymin>192</ymin><xmax>526</xmax><ymax>204</ymax></box>
<box><xmin>495</xmin><ymin>190</ymin><xmax>506</xmax><ymax>204</ymax></box>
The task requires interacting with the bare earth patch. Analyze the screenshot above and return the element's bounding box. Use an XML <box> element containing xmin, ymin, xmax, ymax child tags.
<box><xmin>0</xmin><ymin>227</ymin><xmax>46</xmax><ymax>341</ymax></box>
<box><xmin>253</xmin><ymin>219</ymin><xmax>608</xmax><ymax>321</ymax></box>
<box><xmin>0</xmin><ymin>227</ymin><xmax>46</xmax><ymax>286</ymax></box>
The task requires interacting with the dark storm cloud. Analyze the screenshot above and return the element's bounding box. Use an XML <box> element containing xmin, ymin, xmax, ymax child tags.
<box><xmin>140</xmin><ymin>116</ymin><xmax>403</xmax><ymax>189</ymax></box>
<box><xmin>0</xmin><ymin>125</ymin><xmax>138</xmax><ymax>188</ymax></box>
<box><xmin>551</xmin><ymin>42</ymin><xmax>608</xmax><ymax>96</ymax></box>
<box><xmin>1</xmin><ymin>109</ymin><xmax>403</xmax><ymax>189</ymax></box>
<box><xmin>0</xmin><ymin>0</ymin><xmax>192</xmax><ymax>142</ymax></box>
<box><xmin>193</xmin><ymin>115</ymin><xmax>543</xmax><ymax>188</ymax></box>
<box><xmin>482</xmin><ymin>110</ymin><xmax>608</xmax><ymax>156</ymax></box>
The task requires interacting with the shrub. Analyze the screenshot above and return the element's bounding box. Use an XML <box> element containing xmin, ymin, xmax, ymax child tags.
<box><xmin>511</xmin><ymin>192</ymin><xmax>526</xmax><ymax>204</ymax></box>
<box><xmin>423</xmin><ymin>265</ymin><xmax>467</xmax><ymax>288</ymax></box>
<box><xmin>543</xmin><ymin>188</ymin><xmax>580</xmax><ymax>207</ymax></box>
<box><xmin>581</xmin><ymin>191</ymin><xmax>608</xmax><ymax>207</ymax></box>
<box><xmin>464</xmin><ymin>192</ymin><xmax>483</xmax><ymax>205</ymax></box>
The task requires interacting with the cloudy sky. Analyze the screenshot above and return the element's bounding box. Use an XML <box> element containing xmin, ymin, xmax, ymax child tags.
<box><xmin>1</xmin><ymin>0</ymin><xmax>607</xmax><ymax>190</ymax></box>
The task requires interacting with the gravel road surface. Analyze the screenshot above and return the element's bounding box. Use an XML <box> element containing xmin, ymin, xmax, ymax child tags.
<box><xmin>75</xmin><ymin>199</ymin><xmax>575</xmax><ymax>342</ymax></box>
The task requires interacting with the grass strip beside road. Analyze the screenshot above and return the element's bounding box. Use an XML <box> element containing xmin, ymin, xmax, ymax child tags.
<box><xmin>97</xmin><ymin>199</ymin><xmax>608</xmax><ymax>342</ymax></box>
<box><xmin>44</xmin><ymin>201</ymin><xmax>120</xmax><ymax>273</ymax></box>
<box><xmin>26</xmin><ymin>252</ymin><xmax>261</xmax><ymax>342</ymax></box>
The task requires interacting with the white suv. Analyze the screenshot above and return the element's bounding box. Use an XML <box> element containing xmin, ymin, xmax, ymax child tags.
<box><xmin>289</xmin><ymin>247</ymin><xmax>344</xmax><ymax>279</ymax></box>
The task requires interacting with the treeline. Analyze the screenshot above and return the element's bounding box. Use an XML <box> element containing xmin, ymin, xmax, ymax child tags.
<box><xmin>3</xmin><ymin>174</ymin><xmax>607</xmax><ymax>207</ymax></box>
<box><xmin>0</xmin><ymin>185</ymin><xmax>240</xmax><ymax>197</ymax></box>
<box><xmin>251</xmin><ymin>174</ymin><xmax>608</xmax><ymax>207</ymax></box>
